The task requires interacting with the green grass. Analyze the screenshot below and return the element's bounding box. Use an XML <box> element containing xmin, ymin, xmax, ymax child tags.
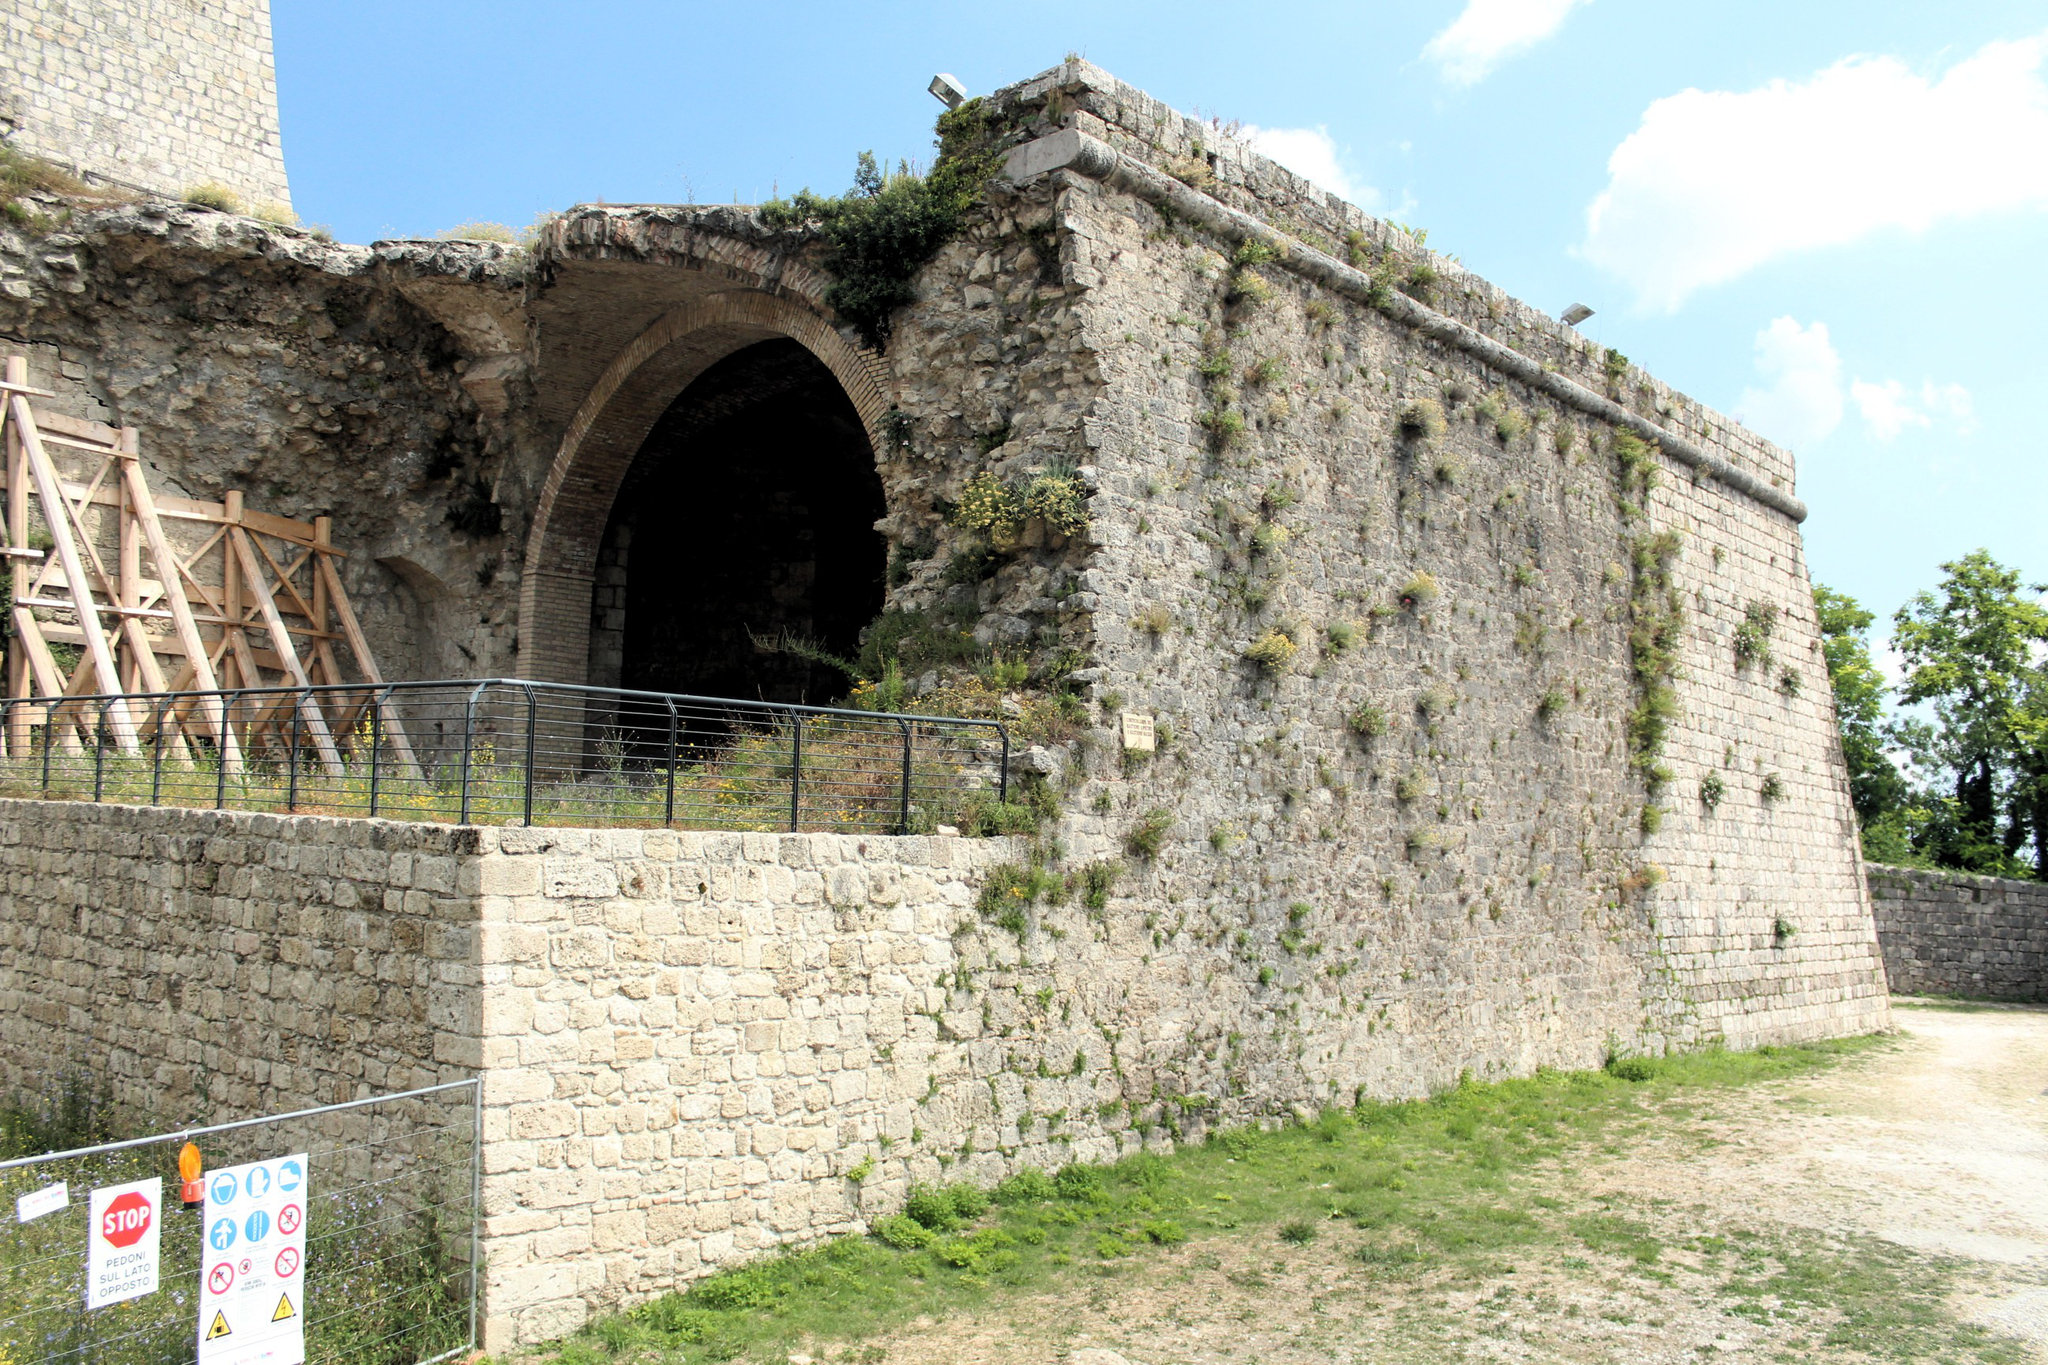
<box><xmin>517</xmin><ymin>1033</ymin><xmax>2014</xmax><ymax>1365</ymax></box>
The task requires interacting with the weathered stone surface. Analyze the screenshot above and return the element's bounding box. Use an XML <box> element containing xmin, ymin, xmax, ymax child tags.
<box><xmin>0</xmin><ymin>52</ymin><xmax>1894</xmax><ymax>1354</ymax></box>
<box><xmin>1868</xmin><ymin>864</ymin><xmax>2048</xmax><ymax>1001</ymax></box>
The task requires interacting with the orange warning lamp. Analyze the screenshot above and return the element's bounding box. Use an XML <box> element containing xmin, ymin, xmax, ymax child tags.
<box><xmin>178</xmin><ymin>1143</ymin><xmax>204</xmax><ymax>1207</ymax></box>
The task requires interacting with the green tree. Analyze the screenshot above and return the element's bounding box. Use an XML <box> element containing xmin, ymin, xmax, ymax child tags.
<box><xmin>1813</xmin><ymin>585</ymin><xmax>1909</xmax><ymax>830</ymax></box>
<box><xmin>1890</xmin><ymin>550</ymin><xmax>2048</xmax><ymax>878</ymax></box>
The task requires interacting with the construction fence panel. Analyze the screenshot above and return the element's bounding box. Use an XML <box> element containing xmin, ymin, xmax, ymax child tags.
<box><xmin>0</xmin><ymin>1080</ymin><xmax>479</xmax><ymax>1365</ymax></box>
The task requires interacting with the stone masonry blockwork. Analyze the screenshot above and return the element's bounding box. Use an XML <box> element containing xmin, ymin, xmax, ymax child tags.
<box><xmin>0</xmin><ymin>0</ymin><xmax>290</xmax><ymax>206</ymax></box>
<box><xmin>0</xmin><ymin>55</ymin><xmax>1899</xmax><ymax>1349</ymax></box>
<box><xmin>1868</xmin><ymin>863</ymin><xmax>2048</xmax><ymax>1001</ymax></box>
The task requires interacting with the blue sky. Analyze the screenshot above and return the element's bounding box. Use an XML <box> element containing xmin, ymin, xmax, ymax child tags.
<box><xmin>273</xmin><ymin>0</ymin><xmax>2047</xmax><ymax>645</ymax></box>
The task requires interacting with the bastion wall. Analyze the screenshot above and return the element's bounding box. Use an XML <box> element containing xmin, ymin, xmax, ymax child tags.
<box><xmin>0</xmin><ymin>57</ymin><xmax>1895</xmax><ymax>1344</ymax></box>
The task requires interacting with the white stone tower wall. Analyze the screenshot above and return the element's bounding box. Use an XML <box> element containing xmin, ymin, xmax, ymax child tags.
<box><xmin>0</xmin><ymin>0</ymin><xmax>289</xmax><ymax>207</ymax></box>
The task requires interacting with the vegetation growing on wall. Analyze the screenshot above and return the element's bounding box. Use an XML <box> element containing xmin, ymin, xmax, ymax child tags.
<box><xmin>760</xmin><ymin>102</ymin><xmax>1010</xmax><ymax>346</ymax></box>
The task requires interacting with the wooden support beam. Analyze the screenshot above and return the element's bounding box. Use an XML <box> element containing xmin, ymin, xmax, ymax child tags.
<box><xmin>10</xmin><ymin>392</ymin><xmax>137</xmax><ymax>751</ymax></box>
<box><xmin>229</xmin><ymin>524</ymin><xmax>344</xmax><ymax>775</ymax></box>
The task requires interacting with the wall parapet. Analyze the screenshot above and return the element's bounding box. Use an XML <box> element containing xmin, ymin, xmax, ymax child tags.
<box><xmin>1867</xmin><ymin>862</ymin><xmax>2048</xmax><ymax>1001</ymax></box>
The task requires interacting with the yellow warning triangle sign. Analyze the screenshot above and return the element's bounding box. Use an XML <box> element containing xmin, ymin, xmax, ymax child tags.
<box><xmin>206</xmin><ymin>1311</ymin><xmax>232</xmax><ymax>1340</ymax></box>
<box><xmin>272</xmin><ymin>1293</ymin><xmax>296</xmax><ymax>1323</ymax></box>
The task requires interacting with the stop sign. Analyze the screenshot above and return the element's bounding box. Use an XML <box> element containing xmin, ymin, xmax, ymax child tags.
<box><xmin>101</xmin><ymin>1190</ymin><xmax>153</xmax><ymax>1248</ymax></box>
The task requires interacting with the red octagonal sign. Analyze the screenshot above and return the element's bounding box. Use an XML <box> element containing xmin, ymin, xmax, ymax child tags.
<box><xmin>100</xmin><ymin>1190</ymin><xmax>152</xmax><ymax>1248</ymax></box>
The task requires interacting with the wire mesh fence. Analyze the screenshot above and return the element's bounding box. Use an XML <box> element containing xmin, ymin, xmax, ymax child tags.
<box><xmin>0</xmin><ymin>679</ymin><xmax>1010</xmax><ymax>833</ymax></box>
<box><xmin>0</xmin><ymin>1080</ymin><xmax>478</xmax><ymax>1365</ymax></box>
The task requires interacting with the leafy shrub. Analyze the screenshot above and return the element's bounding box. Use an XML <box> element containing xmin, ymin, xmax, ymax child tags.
<box><xmin>946</xmin><ymin>1184</ymin><xmax>990</xmax><ymax>1220</ymax></box>
<box><xmin>1022</xmin><ymin>466</ymin><xmax>1088</xmax><ymax>534</ymax></box>
<box><xmin>1536</xmin><ymin>687</ymin><xmax>1567</xmax><ymax>721</ymax></box>
<box><xmin>1773</xmin><ymin>916</ymin><xmax>1798</xmax><ymax>945</ymax></box>
<box><xmin>1734</xmin><ymin>600</ymin><xmax>1777</xmax><ymax>671</ymax></box>
<box><xmin>1326</xmin><ymin>621</ymin><xmax>1358</xmax><ymax>654</ymax></box>
<box><xmin>1076</xmin><ymin>859</ymin><xmax>1121</xmax><ymax>911</ymax></box>
<box><xmin>757</xmin><ymin>104</ymin><xmax>1005</xmax><ymax>345</ymax></box>
<box><xmin>1131</xmin><ymin>604</ymin><xmax>1173</xmax><ymax>635</ymax></box>
<box><xmin>1249</xmin><ymin>521</ymin><xmax>1290</xmax><ymax>556</ymax></box>
<box><xmin>691</xmin><ymin>1267</ymin><xmax>778</xmax><ymax>1310</ymax></box>
<box><xmin>1197</xmin><ymin>348</ymin><xmax>1233</xmax><ymax>379</ymax></box>
<box><xmin>1416</xmin><ymin>686</ymin><xmax>1456</xmax><ymax>718</ymax></box>
<box><xmin>1244</xmin><ymin>629</ymin><xmax>1299</xmax><ymax>672</ymax></box>
<box><xmin>993</xmin><ymin>1167</ymin><xmax>1056</xmax><ymax>1203</ymax></box>
<box><xmin>1700</xmin><ymin>772</ymin><xmax>1725</xmax><ymax>809</ymax></box>
<box><xmin>250</xmin><ymin>199</ymin><xmax>298</xmax><ymax>227</ymax></box>
<box><xmin>1606</xmin><ymin>1056</ymin><xmax>1656</xmax><ymax>1083</ymax></box>
<box><xmin>1279</xmin><ymin>1220</ymin><xmax>1318</xmax><ymax>1245</ymax></box>
<box><xmin>1200</xmin><ymin>406</ymin><xmax>1248</xmax><ymax>447</ymax></box>
<box><xmin>1397</xmin><ymin>398</ymin><xmax>1446</xmax><ymax>439</ymax></box>
<box><xmin>1054</xmin><ymin>1163</ymin><xmax>1108</xmax><ymax>1201</ymax></box>
<box><xmin>1141</xmin><ymin>1219</ymin><xmax>1189</xmax><ymax>1245</ymax></box>
<box><xmin>632</xmin><ymin>1297</ymin><xmax>716</xmax><ymax>1343</ymax></box>
<box><xmin>1125</xmin><ymin>808</ymin><xmax>1174</xmax><ymax>859</ymax></box>
<box><xmin>953</xmin><ymin>472</ymin><xmax>1025</xmax><ymax>534</ymax></box>
<box><xmin>1760</xmin><ymin>773</ymin><xmax>1786</xmax><ymax>804</ymax></box>
<box><xmin>1394</xmin><ymin>769</ymin><xmax>1428</xmax><ymax>803</ymax></box>
<box><xmin>183</xmin><ymin>182</ymin><xmax>241</xmax><ymax>212</ymax></box>
<box><xmin>872</xmin><ymin>1213</ymin><xmax>937</xmax><ymax>1249</ymax></box>
<box><xmin>1245</xmin><ymin>356</ymin><xmax>1285</xmax><ymax>387</ymax></box>
<box><xmin>1398</xmin><ymin>572</ymin><xmax>1440</xmax><ymax>610</ymax></box>
<box><xmin>435</xmin><ymin>219</ymin><xmax>521</xmax><ymax>244</ymax></box>
<box><xmin>903</xmin><ymin>1184</ymin><xmax>963</xmax><ymax>1232</ymax></box>
<box><xmin>1348</xmin><ymin>702</ymin><xmax>1389</xmax><ymax>738</ymax></box>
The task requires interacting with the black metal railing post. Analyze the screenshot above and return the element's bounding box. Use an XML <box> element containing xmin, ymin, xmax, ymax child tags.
<box><xmin>521</xmin><ymin>685</ymin><xmax>537</xmax><ymax>827</ymax></box>
<box><xmin>40</xmin><ymin>699</ymin><xmax>53</xmax><ymax>796</ymax></box>
<box><xmin>997</xmin><ymin>724</ymin><xmax>1010</xmax><ymax>804</ymax></box>
<box><xmin>459</xmin><ymin>682</ymin><xmax>486</xmax><ymax>825</ymax></box>
<box><xmin>92</xmin><ymin>699</ymin><xmax>106</xmax><ymax>802</ymax></box>
<box><xmin>215</xmin><ymin>692</ymin><xmax>230</xmax><ymax>809</ymax></box>
<box><xmin>150</xmin><ymin>696</ymin><xmax>167</xmax><ymax>805</ymax></box>
<box><xmin>788</xmin><ymin>710</ymin><xmax>802</xmax><ymax>833</ymax></box>
<box><xmin>897</xmin><ymin>718</ymin><xmax>912</xmax><ymax>835</ymax></box>
<box><xmin>663</xmin><ymin>698</ymin><xmax>678</xmax><ymax>828</ymax></box>
<box><xmin>368</xmin><ymin>686</ymin><xmax>386</xmax><ymax>817</ymax></box>
<box><xmin>286</xmin><ymin>688</ymin><xmax>303</xmax><ymax>812</ymax></box>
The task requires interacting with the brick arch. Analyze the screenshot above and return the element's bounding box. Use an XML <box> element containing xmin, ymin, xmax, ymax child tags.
<box><xmin>516</xmin><ymin>290</ymin><xmax>891</xmax><ymax>685</ymax></box>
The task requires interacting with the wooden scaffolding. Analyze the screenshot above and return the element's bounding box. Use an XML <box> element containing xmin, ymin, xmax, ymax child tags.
<box><xmin>0</xmin><ymin>356</ymin><xmax>416</xmax><ymax>773</ymax></box>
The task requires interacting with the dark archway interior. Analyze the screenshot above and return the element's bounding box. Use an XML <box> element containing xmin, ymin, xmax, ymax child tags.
<box><xmin>593</xmin><ymin>338</ymin><xmax>886</xmax><ymax>709</ymax></box>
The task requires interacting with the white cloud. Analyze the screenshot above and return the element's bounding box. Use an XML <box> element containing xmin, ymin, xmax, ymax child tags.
<box><xmin>1423</xmin><ymin>0</ymin><xmax>1589</xmax><ymax>87</ymax></box>
<box><xmin>1736</xmin><ymin>317</ymin><xmax>1843</xmax><ymax>450</ymax></box>
<box><xmin>1734</xmin><ymin>317</ymin><xmax>1978</xmax><ymax>451</ymax></box>
<box><xmin>1850</xmin><ymin>378</ymin><xmax>1976</xmax><ymax>441</ymax></box>
<box><xmin>1239</xmin><ymin>125</ymin><xmax>1374</xmax><ymax>206</ymax></box>
<box><xmin>1580</xmin><ymin>33</ymin><xmax>2048</xmax><ymax>311</ymax></box>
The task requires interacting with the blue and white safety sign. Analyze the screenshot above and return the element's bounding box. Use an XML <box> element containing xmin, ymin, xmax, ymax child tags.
<box><xmin>197</xmin><ymin>1154</ymin><xmax>308</xmax><ymax>1365</ymax></box>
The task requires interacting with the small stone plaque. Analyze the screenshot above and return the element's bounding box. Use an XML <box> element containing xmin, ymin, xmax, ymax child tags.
<box><xmin>1120</xmin><ymin>711</ymin><xmax>1156</xmax><ymax>754</ymax></box>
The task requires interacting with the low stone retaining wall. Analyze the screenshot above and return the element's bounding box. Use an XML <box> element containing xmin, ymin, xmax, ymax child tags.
<box><xmin>1867</xmin><ymin>863</ymin><xmax>2048</xmax><ymax>1001</ymax></box>
<box><xmin>0</xmin><ymin>798</ymin><xmax>1892</xmax><ymax>1346</ymax></box>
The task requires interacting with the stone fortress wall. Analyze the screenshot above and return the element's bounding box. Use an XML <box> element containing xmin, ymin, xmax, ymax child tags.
<box><xmin>1867</xmin><ymin>863</ymin><xmax>2048</xmax><ymax>1001</ymax></box>
<box><xmin>0</xmin><ymin>0</ymin><xmax>290</xmax><ymax>207</ymax></box>
<box><xmin>0</xmin><ymin>55</ymin><xmax>1897</xmax><ymax>1345</ymax></box>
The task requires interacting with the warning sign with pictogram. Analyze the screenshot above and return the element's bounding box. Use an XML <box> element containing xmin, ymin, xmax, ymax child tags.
<box><xmin>196</xmin><ymin>1155</ymin><xmax>307</xmax><ymax>1365</ymax></box>
<box><xmin>86</xmin><ymin>1178</ymin><xmax>161</xmax><ymax>1308</ymax></box>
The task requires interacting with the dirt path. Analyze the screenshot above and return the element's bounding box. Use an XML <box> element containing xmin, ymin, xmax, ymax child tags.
<box><xmin>1612</xmin><ymin>1001</ymin><xmax>2048</xmax><ymax>1349</ymax></box>
<box><xmin>857</xmin><ymin>1001</ymin><xmax>2048</xmax><ymax>1364</ymax></box>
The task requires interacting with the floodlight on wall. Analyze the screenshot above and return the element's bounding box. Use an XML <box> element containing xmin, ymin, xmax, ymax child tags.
<box><xmin>928</xmin><ymin>73</ymin><xmax>968</xmax><ymax>109</ymax></box>
<box><xmin>1561</xmin><ymin>303</ymin><xmax>1595</xmax><ymax>327</ymax></box>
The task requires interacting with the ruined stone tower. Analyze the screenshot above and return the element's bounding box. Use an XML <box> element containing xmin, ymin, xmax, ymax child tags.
<box><xmin>0</xmin><ymin>0</ymin><xmax>289</xmax><ymax>207</ymax></box>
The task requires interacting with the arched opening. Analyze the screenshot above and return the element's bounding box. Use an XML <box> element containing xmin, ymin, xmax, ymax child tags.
<box><xmin>588</xmin><ymin>337</ymin><xmax>886</xmax><ymax>707</ymax></box>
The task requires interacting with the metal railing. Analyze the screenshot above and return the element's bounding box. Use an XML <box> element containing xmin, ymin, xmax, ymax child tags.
<box><xmin>0</xmin><ymin>1079</ymin><xmax>479</xmax><ymax>1365</ymax></box>
<box><xmin>0</xmin><ymin>678</ymin><xmax>1010</xmax><ymax>834</ymax></box>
